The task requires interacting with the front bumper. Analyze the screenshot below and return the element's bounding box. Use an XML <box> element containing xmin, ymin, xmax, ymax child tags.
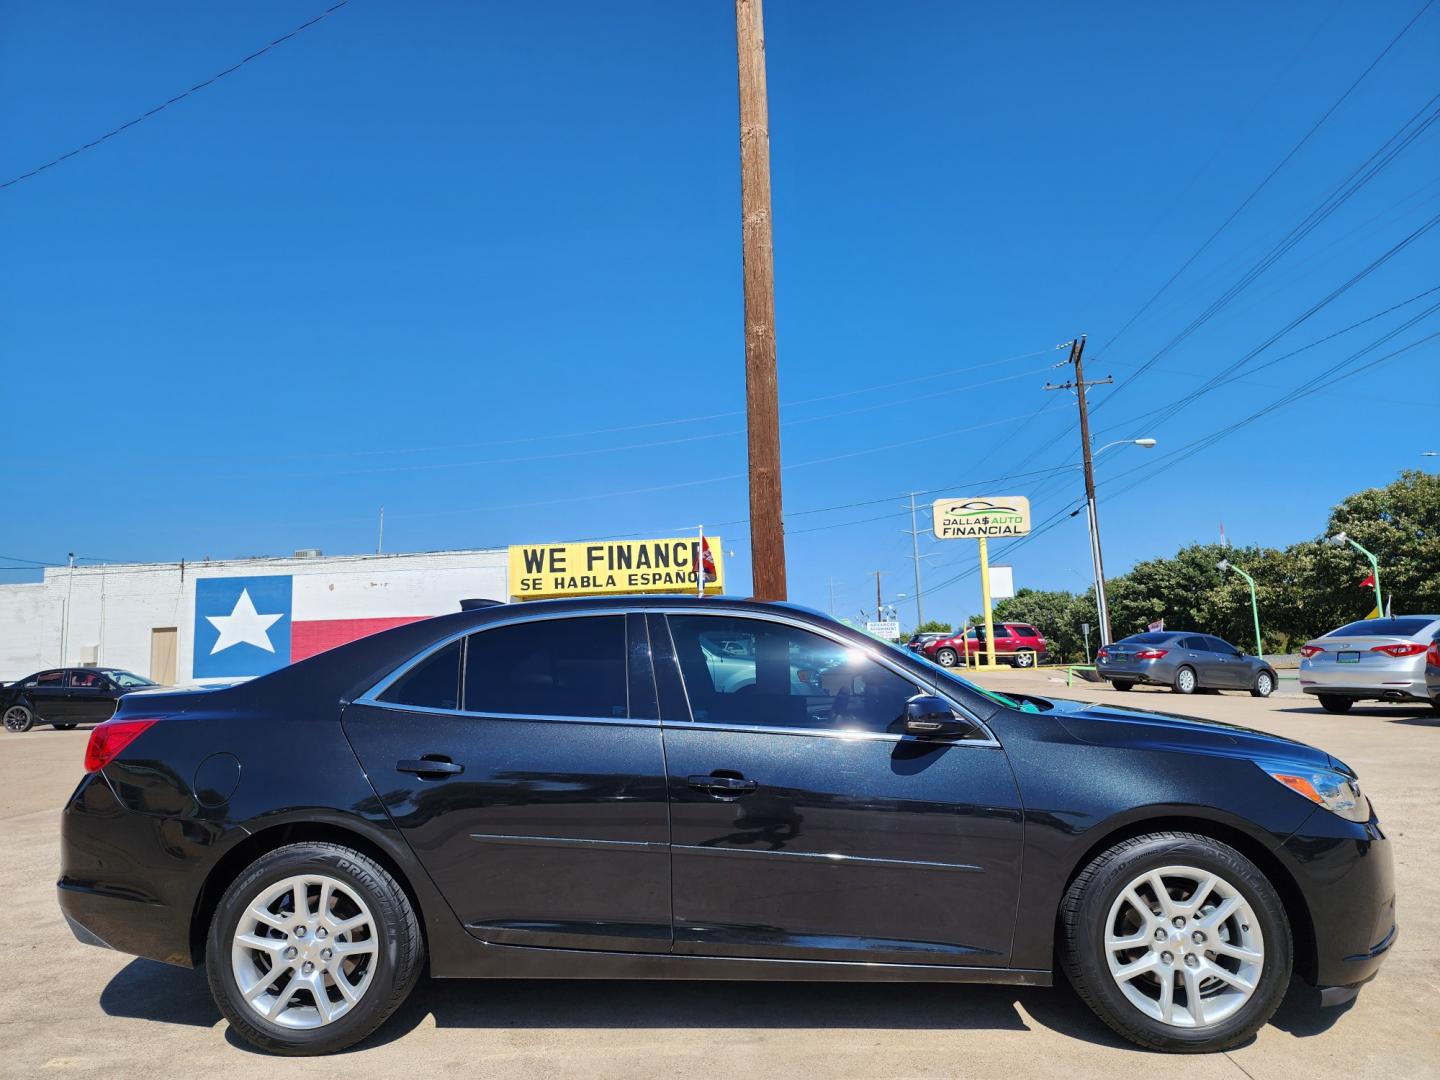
<box><xmin>1281</xmin><ymin>808</ymin><xmax>1397</xmax><ymax>991</ymax></box>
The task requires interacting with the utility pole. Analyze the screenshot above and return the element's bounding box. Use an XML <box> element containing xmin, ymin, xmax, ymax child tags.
<box><xmin>735</xmin><ymin>0</ymin><xmax>787</xmax><ymax>600</ymax></box>
<box><xmin>905</xmin><ymin>493</ymin><xmax>926</xmax><ymax>628</ymax></box>
<box><xmin>873</xmin><ymin>570</ymin><xmax>886</xmax><ymax>622</ymax></box>
<box><xmin>828</xmin><ymin>577</ymin><xmax>837</xmax><ymax>617</ymax></box>
<box><xmin>1045</xmin><ymin>336</ymin><xmax>1116</xmax><ymax>645</ymax></box>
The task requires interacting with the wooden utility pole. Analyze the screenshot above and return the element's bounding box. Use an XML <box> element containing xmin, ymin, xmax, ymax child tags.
<box><xmin>1045</xmin><ymin>336</ymin><xmax>1115</xmax><ymax>645</ymax></box>
<box><xmin>735</xmin><ymin>0</ymin><xmax>787</xmax><ymax>600</ymax></box>
<box><xmin>873</xmin><ymin>570</ymin><xmax>886</xmax><ymax>621</ymax></box>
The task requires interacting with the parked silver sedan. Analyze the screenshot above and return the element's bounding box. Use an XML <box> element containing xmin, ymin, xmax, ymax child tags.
<box><xmin>1096</xmin><ymin>631</ymin><xmax>1278</xmax><ymax>696</ymax></box>
<box><xmin>1299</xmin><ymin>615</ymin><xmax>1440</xmax><ymax>714</ymax></box>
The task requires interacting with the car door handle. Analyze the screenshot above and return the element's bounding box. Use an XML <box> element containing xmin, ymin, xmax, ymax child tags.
<box><xmin>687</xmin><ymin>773</ymin><xmax>758</xmax><ymax>797</ymax></box>
<box><xmin>396</xmin><ymin>756</ymin><xmax>464</xmax><ymax>778</ymax></box>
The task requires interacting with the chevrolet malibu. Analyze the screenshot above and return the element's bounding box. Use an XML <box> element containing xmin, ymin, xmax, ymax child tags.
<box><xmin>59</xmin><ymin>597</ymin><xmax>1395</xmax><ymax>1056</ymax></box>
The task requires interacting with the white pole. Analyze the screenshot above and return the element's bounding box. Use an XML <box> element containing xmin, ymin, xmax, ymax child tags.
<box><xmin>377</xmin><ymin>507</ymin><xmax>385</xmax><ymax>555</ymax></box>
<box><xmin>697</xmin><ymin>525</ymin><xmax>705</xmax><ymax>598</ymax></box>
<box><xmin>61</xmin><ymin>552</ymin><xmax>76</xmax><ymax>665</ymax></box>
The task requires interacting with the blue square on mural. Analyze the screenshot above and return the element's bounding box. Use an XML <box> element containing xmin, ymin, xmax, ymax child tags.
<box><xmin>193</xmin><ymin>576</ymin><xmax>293</xmax><ymax>678</ymax></box>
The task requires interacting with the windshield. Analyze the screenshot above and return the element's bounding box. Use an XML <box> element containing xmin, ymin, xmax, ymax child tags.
<box><xmin>1327</xmin><ymin>618</ymin><xmax>1436</xmax><ymax>638</ymax></box>
<box><xmin>876</xmin><ymin>638</ymin><xmax>1037</xmax><ymax>712</ymax></box>
<box><xmin>103</xmin><ymin>670</ymin><xmax>157</xmax><ymax>688</ymax></box>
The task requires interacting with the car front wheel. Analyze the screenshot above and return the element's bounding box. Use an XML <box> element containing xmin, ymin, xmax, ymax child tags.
<box><xmin>1060</xmin><ymin>831</ymin><xmax>1292</xmax><ymax>1052</ymax></box>
<box><xmin>207</xmin><ymin>842</ymin><xmax>424</xmax><ymax>1056</ymax></box>
<box><xmin>3</xmin><ymin>705</ymin><xmax>34</xmax><ymax>733</ymax></box>
<box><xmin>934</xmin><ymin>648</ymin><xmax>958</xmax><ymax>667</ymax></box>
<box><xmin>1250</xmin><ymin>671</ymin><xmax>1275</xmax><ymax>698</ymax></box>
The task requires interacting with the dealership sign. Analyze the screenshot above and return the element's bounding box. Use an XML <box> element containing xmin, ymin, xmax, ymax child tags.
<box><xmin>931</xmin><ymin>496</ymin><xmax>1032</xmax><ymax>539</ymax></box>
<box><xmin>509</xmin><ymin>537</ymin><xmax>725</xmax><ymax>599</ymax></box>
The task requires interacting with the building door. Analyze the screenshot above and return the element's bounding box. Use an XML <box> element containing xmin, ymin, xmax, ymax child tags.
<box><xmin>150</xmin><ymin>628</ymin><xmax>178</xmax><ymax>685</ymax></box>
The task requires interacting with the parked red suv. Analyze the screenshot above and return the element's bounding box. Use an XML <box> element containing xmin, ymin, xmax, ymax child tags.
<box><xmin>916</xmin><ymin>623</ymin><xmax>1048</xmax><ymax>668</ymax></box>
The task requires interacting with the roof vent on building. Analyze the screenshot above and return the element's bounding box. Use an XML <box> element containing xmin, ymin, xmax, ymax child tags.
<box><xmin>293</xmin><ymin>548</ymin><xmax>323</xmax><ymax>559</ymax></box>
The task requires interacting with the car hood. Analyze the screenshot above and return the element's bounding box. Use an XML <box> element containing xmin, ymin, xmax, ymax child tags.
<box><xmin>1043</xmin><ymin>696</ymin><xmax>1343</xmax><ymax>772</ymax></box>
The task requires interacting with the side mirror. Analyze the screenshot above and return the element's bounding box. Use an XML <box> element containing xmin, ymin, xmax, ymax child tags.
<box><xmin>903</xmin><ymin>695</ymin><xmax>970</xmax><ymax>738</ymax></box>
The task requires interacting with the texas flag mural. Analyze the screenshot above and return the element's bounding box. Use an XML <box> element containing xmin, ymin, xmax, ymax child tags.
<box><xmin>193</xmin><ymin>574</ymin><xmax>434</xmax><ymax>679</ymax></box>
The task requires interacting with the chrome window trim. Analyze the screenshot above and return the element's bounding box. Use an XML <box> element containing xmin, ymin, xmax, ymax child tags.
<box><xmin>355</xmin><ymin>603</ymin><xmax>999</xmax><ymax>747</ymax></box>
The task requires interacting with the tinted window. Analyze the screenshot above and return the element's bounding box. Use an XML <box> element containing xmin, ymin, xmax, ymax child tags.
<box><xmin>1121</xmin><ymin>633</ymin><xmax>1173</xmax><ymax>645</ymax></box>
<box><xmin>991</xmin><ymin>625</ymin><xmax>1012</xmax><ymax>638</ymax></box>
<box><xmin>67</xmin><ymin>670</ymin><xmax>108</xmax><ymax>688</ymax></box>
<box><xmin>379</xmin><ymin>640</ymin><xmax>461</xmax><ymax>711</ymax></box>
<box><xmin>1178</xmin><ymin>636</ymin><xmax>1206</xmax><ymax>650</ymax></box>
<box><xmin>666</xmin><ymin>614</ymin><xmax>922</xmax><ymax>734</ymax></box>
<box><xmin>464</xmin><ymin>616</ymin><xmax>627</xmax><ymax>719</ymax></box>
<box><xmin>1016</xmin><ymin>625</ymin><xmax>1040</xmax><ymax>637</ymax></box>
<box><xmin>1206</xmin><ymin>636</ymin><xmax>1238</xmax><ymax>654</ymax></box>
<box><xmin>35</xmin><ymin>671</ymin><xmax>63</xmax><ymax>686</ymax></box>
<box><xmin>1328</xmin><ymin>618</ymin><xmax>1437</xmax><ymax>638</ymax></box>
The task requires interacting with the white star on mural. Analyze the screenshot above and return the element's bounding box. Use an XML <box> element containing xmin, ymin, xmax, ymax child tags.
<box><xmin>206</xmin><ymin>588</ymin><xmax>283</xmax><ymax>654</ymax></box>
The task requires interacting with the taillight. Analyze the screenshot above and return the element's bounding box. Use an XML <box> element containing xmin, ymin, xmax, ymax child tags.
<box><xmin>1299</xmin><ymin>645</ymin><xmax>1324</xmax><ymax>658</ymax></box>
<box><xmin>1428</xmin><ymin>642</ymin><xmax>1440</xmax><ymax>666</ymax></box>
<box><xmin>84</xmin><ymin>719</ymin><xmax>157</xmax><ymax>772</ymax></box>
<box><xmin>1135</xmin><ymin>648</ymin><xmax>1169</xmax><ymax>660</ymax></box>
<box><xmin>1370</xmin><ymin>642</ymin><xmax>1427</xmax><ymax>658</ymax></box>
<box><xmin>1096</xmin><ymin>648</ymin><xmax>1109</xmax><ymax>661</ymax></box>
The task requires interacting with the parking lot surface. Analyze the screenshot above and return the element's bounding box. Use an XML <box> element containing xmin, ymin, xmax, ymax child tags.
<box><xmin>0</xmin><ymin>672</ymin><xmax>1434</xmax><ymax>1079</ymax></box>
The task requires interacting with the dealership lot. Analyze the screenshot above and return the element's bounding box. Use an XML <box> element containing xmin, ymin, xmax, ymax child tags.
<box><xmin>0</xmin><ymin>675</ymin><xmax>1434</xmax><ymax>1079</ymax></box>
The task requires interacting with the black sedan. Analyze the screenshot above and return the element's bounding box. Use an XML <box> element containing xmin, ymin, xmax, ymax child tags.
<box><xmin>1097</xmin><ymin>631</ymin><xmax>1278</xmax><ymax>696</ymax></box>
<box><xmin>2</xmin><ymin>667</ymin><xmax>158</xmax><ymax>732</ymax></box>
<box><xmin>58</xmin><ymin>597</ymin><xmax>1393</xmax><ymax>1056</ymax></box>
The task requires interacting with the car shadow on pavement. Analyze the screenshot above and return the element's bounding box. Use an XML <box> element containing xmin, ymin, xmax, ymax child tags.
<box><xmin>99</xmin><ymin>958</ymin><xmax>1351</xmax><ymax>1055</ymax></box>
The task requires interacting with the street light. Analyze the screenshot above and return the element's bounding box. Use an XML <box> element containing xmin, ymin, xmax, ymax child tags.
<box><xmin>1085</xmin><ymin>437</ymin><xmax>1158</xmax><ymax>646</ymax></box>
<box><xmin>1217</xmin><ymin>558</ymin><xmax>1263</xmax><ymax>658</ymax></box>
<box><xmin>1328</xmin><ymin>532</ymin><xmax>1383</xmax><ymax>615</ymax></box>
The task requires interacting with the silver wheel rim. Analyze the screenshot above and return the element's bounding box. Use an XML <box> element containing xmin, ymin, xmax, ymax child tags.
<box><xmin>1016</xmin><ymin>652</ymin><xmax>1033</xmax><ymax>667</ymax></box>
<box><xmin>1177</xmin><ymin>669</ymin><xmax>1195</xmax><ymax>693</ymax></box>
<box><xmin>231</xmin><ymin>874</ymin><xmax>379</xmax><ymax>1030</ymax></box>
<box><xmin>1257</xmin><ymin>673</ymin><xmax>1272</xmax><ymax>696</ymax></box>
<box><xmin>1105</xmin><ymin>864</ymin><xmax>1264</xmax><ymax>1028</ymax></box>
<box><xmin>937</xmin><ymin>650</ymin><xmax>956</xmax><ymax>667</ymax></box>
<box><xmin>4</xmin><ymin>706</ymin><xmax>29</xmax><ymax>731</ymax></box>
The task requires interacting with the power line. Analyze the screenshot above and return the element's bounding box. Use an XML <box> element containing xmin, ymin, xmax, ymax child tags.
<box><xmin>2</xmin><ymin>2</ymin><xmax>352</xmax><ymax>191</ymax></box>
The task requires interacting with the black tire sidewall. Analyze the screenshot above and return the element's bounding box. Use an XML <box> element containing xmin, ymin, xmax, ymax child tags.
<box><xmin>4</xmin><ymin>705</ymin><xmax>33</xmax><ymax>733</ymax></box>
<box><xmin>1112</xmin><ymin>681</ymin><xmax>1134</xmax><ymax>692</ymax></box>
<box><xmin>1319</xmin><ymin>695</ymin><xmax>1352</xmax><ymax>714</ymax></box>
<box><xmin>206</xmin><ymin>843</ymin><xmax>423</xmax><ymax>1055</ymax></box>
<box><xmin>1062</xmin><ymin>833</ymin><xmax>1292</xmax><ymax>1052</ymax></box>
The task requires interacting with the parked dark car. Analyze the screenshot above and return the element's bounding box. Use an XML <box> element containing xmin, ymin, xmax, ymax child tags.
<box><xmin>903</xmin><ymin>631</ymin><xmax>947</xmax><ymax>653</ymax></box>
<box><xmin>920</xmin><ymin>622</ymin><xmax>1048</xmax><ymax>668</ymax></box>
<box><xmin>2</xmin><ymin>667</ymin><xmax>158</xmax><ymax>732</ymax></box>
<box><xmin>1096</xmin><ymin>632</ymin><xmax>1277</xmax><ymax>697</ymax></box>
<box><xmin>60</xmin><ymin>597</ymin><xmax>1393</xmax><ymax>1056</ymax></box>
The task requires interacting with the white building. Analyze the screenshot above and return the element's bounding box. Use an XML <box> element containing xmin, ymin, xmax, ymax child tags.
<box><xmin>0</xmin><ymin>548</ymin><xmax>508</xmax><ymax>684</ymax></box>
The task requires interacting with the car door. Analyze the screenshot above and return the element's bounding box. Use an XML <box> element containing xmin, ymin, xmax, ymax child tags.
<box><xmin>27</xmin><ymin>670</ymin><xmax>69</xmax><ymax>722</ymax></box>
<box><xmin>1175</xmin><ymin>636</ymin><xmax>1214</xmax><ymax>686</ymax></box>
<box><xmin>343</xmin><ymin>611</ymin><xmax>673</xmax><ymax>954</ymax></box>
<box><xmin>65</xmin><ymin>670</ymin><xmax>119</xmax><ymax>723</ymax></box>
<box><xmin>1204</xmin><ymin>636</ymin><xmax>1249</xmax><ymax>688</ymax></box>
<box><xmin>654</xmin><ymin>611</ymin><xmax>1024</xmax><ymax>968</ymax></box>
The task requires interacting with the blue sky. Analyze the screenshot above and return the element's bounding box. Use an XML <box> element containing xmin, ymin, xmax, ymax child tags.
<box><xmin>2</xmin><ymin>0</ymin><xmax>1437</xmax><ymax>624</ymax></box>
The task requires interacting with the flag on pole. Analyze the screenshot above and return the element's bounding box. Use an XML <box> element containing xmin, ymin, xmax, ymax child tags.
<box><xmin>1147</xmin><ymin>618</ymin><xmax>1165</xmax><ymax>632</ymax></box>
<box><xmin>694</xmin><ymin>528</ymin><xmax>717</xmax><ymax>597</ymax></box>
<box><xmin>1358</xmin><ymin>573</ymin><xmax>1375</xmax><ymax>590</ymax></box>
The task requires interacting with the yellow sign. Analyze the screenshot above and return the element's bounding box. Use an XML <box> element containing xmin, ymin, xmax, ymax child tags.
<box><xmin>932</xmin><ymin>496</ymin><xmax>1033</xmax><ymax>539</ymax></box>
<box><xmin>509</xmin><ymin>537</ymin><xmax>725</xmax><ymax>599</ymax></box>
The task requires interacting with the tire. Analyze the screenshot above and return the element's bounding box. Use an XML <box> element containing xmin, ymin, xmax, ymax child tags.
<box><xmin>3</xmin><ymin>705</ymin><xmax>34</xmax><ymax>733</ymax></box>
<box><xmin>1112</xmin><ymin>681</ymin><xmax>1135</xmax><ymax>692</ymax></box>
<box><xmin>206</xmin><ymin>842</ymin><xmax>424</xmax><ymax>1056</ymax></box>
<box><xmin>1012</xmin><ymin>650</ymin><xmax>1036</xmax><ymax>668</ymax></box>
<box><xmin>1318</xmin><ymin>694</ymin><xmax>1352</xmax><ymax>715</ymax></box>
<box><xmin>934</xmin><ymin>648</ymin><xmax>959</xmax><ymax>668</ymax></box>
<box><xmin>1250</xmin><ymin>671</ymin><xmax>1275</xmax><ymax>699</ymax></box>
<box><xmin>1173</xmin><ymin>666</ymin><xmax>1198</xmax><ymax>695</ymax></box>
<box><xmin>53</xmin><ymin>722</ymin><xmax>78</xmax><ymax>730</ymax></box>
<box><xmin>1060</xmin><ymin>831</ymin><xmax>1292</xmax><ymax>1053</ymax></box>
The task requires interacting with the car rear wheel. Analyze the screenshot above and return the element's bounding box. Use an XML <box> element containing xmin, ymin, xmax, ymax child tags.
<box><xmin>1250</xmin><ymin>672</ymin><xmax>1275</xmax><ymax>698</ymax></box>
<box><xmin>1012</xmin><ymin>650</ymin><xmax>1036</xmax><ymax>668</ymax></box>
<box><xmin>3</xmin><ymin>705</ymin><xmax>34</xmax><ymax>733</ymax></box>
<box><xmin>1173</xmin><ymin>666</ymin><xmax>1197</xmax><ymax>695</ymax></box>
<box><xmin>207</xmin><ymin>842</ymin><xmax>424</xmax><ymax>1056</ymax></box>
<box><xmin>1112</xmin><ymin>680</ymin><xmax>1135</xmax><ymax>692</ymax></box>
<box><xmin>934</xmin><ymin>647</ymin><xmax>958</xmax><ymax>667</ymax></box>
<box><xmin>1060</xmin><ymin>831</ymin><xmax>1291</xmax><ymax>1052</ymax></box>
<box><xmin>1318</xmin><ymin>695</ymin><xmax>1353</xmax><ymax>714</ymax></box>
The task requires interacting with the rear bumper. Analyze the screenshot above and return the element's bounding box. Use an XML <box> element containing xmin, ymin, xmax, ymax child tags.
<box><xmin>1300</xmin><ymin>681</ymin><xmax>1429</xmax><ymax>702</ymax></box>
<box><xmin>1281</xmin><ymin>809</ymin><xmax>1397</xmax><ymax>991</ymax></box>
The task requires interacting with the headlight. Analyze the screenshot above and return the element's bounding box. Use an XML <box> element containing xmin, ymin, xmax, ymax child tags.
<box><xmin>1259</xmin><ymin>762</ymin><xmax>1370</xmax><ymax>822</ymax></box>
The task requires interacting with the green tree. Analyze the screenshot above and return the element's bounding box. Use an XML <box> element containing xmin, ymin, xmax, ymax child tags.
<box><xmin>1325</xmin><ymin>469</ymin><xmax>1440</xmax><ymax>615</ymax></box>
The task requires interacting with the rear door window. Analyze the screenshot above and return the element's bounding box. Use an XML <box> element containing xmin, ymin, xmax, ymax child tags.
<box><xmin>463</xmin><ymin>616</ymin><xmax>628</xmax><ymax>719</ymax></box>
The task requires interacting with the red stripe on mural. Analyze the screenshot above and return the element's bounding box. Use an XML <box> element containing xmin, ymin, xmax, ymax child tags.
<box><xmin>290</xmin><ymin>616</ymin><xmax>429</xmax><ymax>661</ymax></box>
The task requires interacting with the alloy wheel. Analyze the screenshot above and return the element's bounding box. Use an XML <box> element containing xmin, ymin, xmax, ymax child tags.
<box><xmin>1255</xmin><ymin>673</ymin><xmax>1273</xmax><ymax>697</ymax></box>
<box><xmin>1104</xmin><ymin>865</ymin><xmax>1264</xmax><ymax>1028</ymax></box>
<box><xmin>4</xmin><ymin>706</ymin><xmax>32</xmax><ymax>732</ymax></box>
<box><xmin>230</xmin><ymin>873</ymin><xmax>379</xmax><ymax>1030</ymax></box>
<box><xmin>1176</xmin><ymin>668</ymin><xmax>1196</xmax><ymax>694</ymax></box>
